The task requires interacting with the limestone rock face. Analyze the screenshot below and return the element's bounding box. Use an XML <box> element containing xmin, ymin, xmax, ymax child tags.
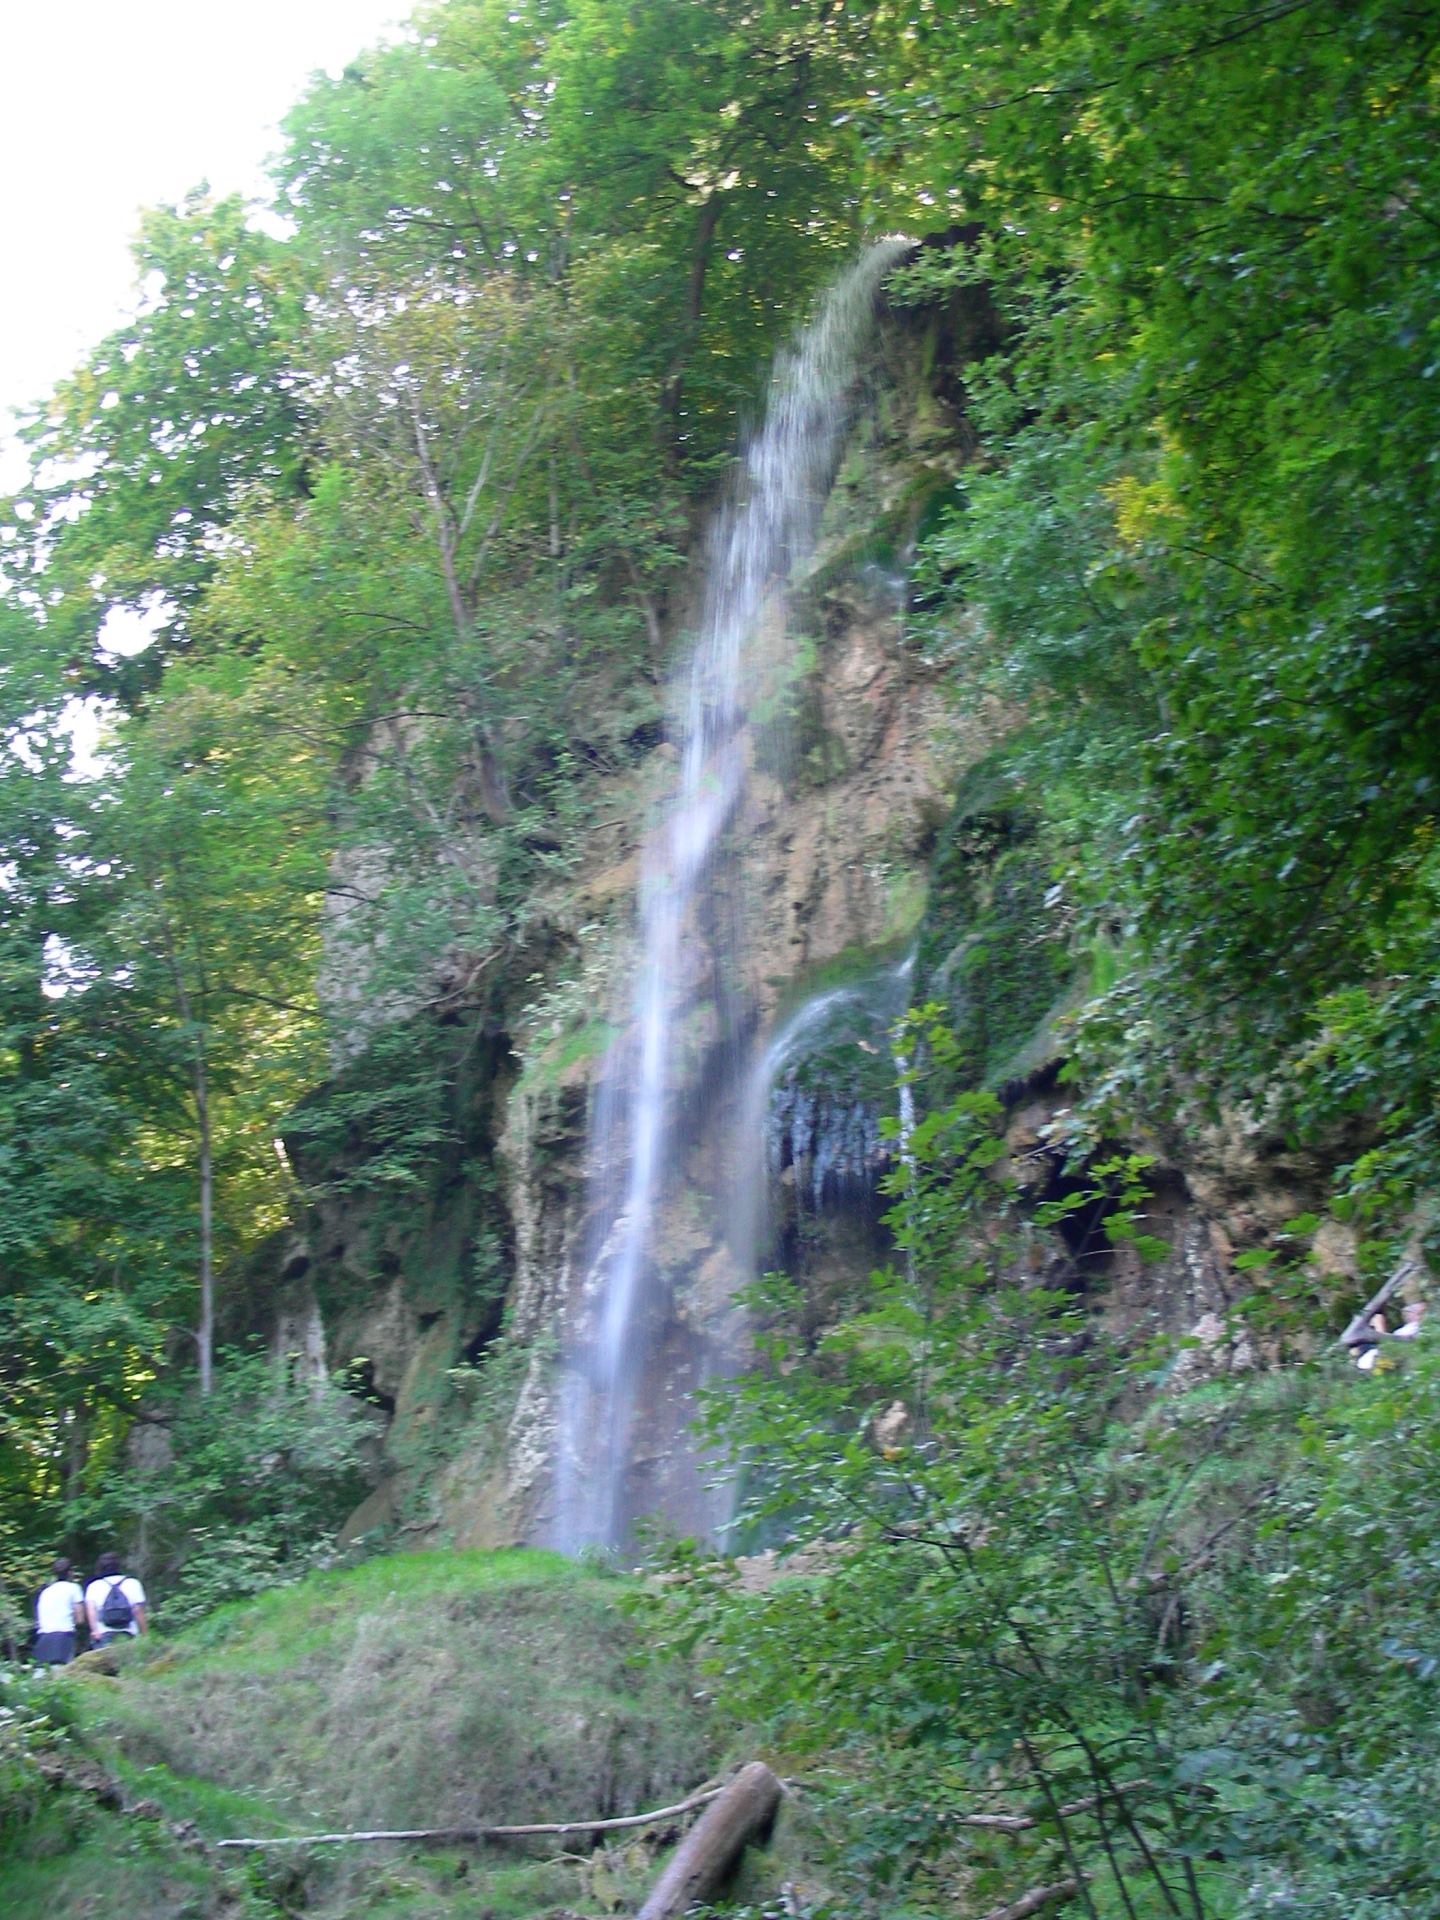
<box><xmin>739</xmin><ymin>610</ymin><xmax>972</xmax><ymax>1016</ymax></box>
<box><xmin>271</xmin><ymin>515</ymin><xmax>977</xmax><ymax>1545</ymax></box>
<box><xmin>242</xmin><ymin>294</ymin><xmax>1336</xmax><ymax>1552</ymax></box>
<box><xmin>507</xmin><ymin>574</ymin><xmax>977</xmax><ymax>1546</ymax></box>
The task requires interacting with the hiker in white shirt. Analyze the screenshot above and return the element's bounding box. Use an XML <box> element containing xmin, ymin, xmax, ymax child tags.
<box><xmin>85</xmin><ymin>1550</ymin><xmax>148</xmax><ymax>1645</ymax></box>
<box><xmin>1395</xmin><ymin>1299</ymin><xmax>1427</xmax><ymax>1340</ymax></box>
<box><xmin>34</xmin><ymin>1556</ymin><xmax>86</xmax><ymax>1665</ymax></box>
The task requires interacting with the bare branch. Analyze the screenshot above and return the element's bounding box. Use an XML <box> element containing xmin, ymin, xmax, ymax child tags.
<box><xmin>957</xmin><ymin>1782</ymin><xmax>1152</xmax><ymax>1833</ymax></box>
<box><xmin>215</xmin><ymin>1780</ymin><xmax>728</xmax><ymax>1851</ymax></box>
<box><xmin>980</xmin><ymin>1884</ymin><xmax>1081</xmax><ymax>1920</ymax></box>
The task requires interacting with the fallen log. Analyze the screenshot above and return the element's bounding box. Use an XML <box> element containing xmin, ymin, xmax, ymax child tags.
<box><xmin>635</xmin><ymin>1761</ymin><xmax>783</xmax><ymax>1920</ymax></box>
<box><xmin>214</xmin><ymin>1781</ymin><xmax>726</xmax><ymax>1851</ymax></box>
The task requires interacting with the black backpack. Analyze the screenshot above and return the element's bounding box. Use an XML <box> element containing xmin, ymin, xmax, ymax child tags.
<box><xmin>98</xmin><ymin>1577</ymin><xmax>133</xmax><ymax>1631</ymax></box>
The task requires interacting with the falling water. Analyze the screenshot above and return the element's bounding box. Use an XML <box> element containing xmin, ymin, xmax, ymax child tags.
<box><xmin>552</xmin><ymin>242</ymin><xmax>910</xmax><ymax>1554</ymax></box>
<box><xmin>741</xmin><ymin>952</ymin><xmax>914</xmax><ymax>1224</ymax></box>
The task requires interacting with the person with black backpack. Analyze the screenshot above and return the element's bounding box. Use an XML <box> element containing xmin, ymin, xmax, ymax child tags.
<box><xmin>84</xmin><ymin>1551</ymin><xmax>148</xmax><ymax>1647</ymax></box>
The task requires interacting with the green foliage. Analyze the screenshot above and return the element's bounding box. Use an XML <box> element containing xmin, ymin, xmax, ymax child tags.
<box><xmin>66</xmin><ymin>1352</ymin><xmax>373</xmax><ymax>1632</ymax></box>
<box><xmin>446</xmin><ymin>1315</ymin><xmax>551</xmax><ymax>1461</ymax></box>
<box><xmin>0</xmin><ymin>0</ymin><xmax>882</xmax><ymax>1593</ymax></box>
<box><xmin>887</xmin><ymin>0</ymin><xmax>1440</xmax><ymax>1213</ymax></box>
<box><xmin>6</xmin><ymin>192</ymin><xmax>306</xmax><ymax>683</ymax></box>
<box><xmin>1210</xmin><ymin>1346</ymin><xmax>1440</xmax><ymax>1916</ymax></box>
<box><xmin>0</xmin><ymin>1818</ymin><xmax>257</xmax><ymax>1920</ymax></box>
<box><xmin>291</xmin><ymin>1016</ymin><xmax>471</xmax><ymax>1202</ymax></box>
<box><xmin>0</xmin><ymin>1681</ymin><xmax>65</xmax><ymax>1849</ymax></box>
<box><xmin>917</xmin><ymin>776</ymin><xmax>1076</xmax><ymax>1086</ymax></box>
<box><xmin>650</xmin><ymin>1032</ymin><xmax>1440</xmax><ymax>1917</ymax></box>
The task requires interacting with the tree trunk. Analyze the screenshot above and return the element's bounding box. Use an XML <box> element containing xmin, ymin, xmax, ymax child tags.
<box><xmin>1337</xmin><ymin>1259</ymin><xmax>1415</xmax><ymax>1348</ymax></box>
<box><xmin>660</xmin><ymin>192</ymin><xmax>722</xmax><ymax>469</ymax></box>
<box><xmin>195</xmin><ymin>1037</ymin><xmax>213</xmax><ymax>1396</ymax></box>
<box><xmin>166</xmin><ymin>937</ymin><xmax>214</xmax><ymax>1397</ymax></box>
<box><xmin>635</xmin><ymin>1762</ymin><xmax>782</xmax><ymax>1920</ymax></box>
<box><xmin>406</xmin><ymin>396</ymin><xmax>512</xmax><ymax>823</ymax></box>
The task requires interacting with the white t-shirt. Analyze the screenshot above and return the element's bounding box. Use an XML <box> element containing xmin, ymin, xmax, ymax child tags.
<box><xmin>35</xmin><ymin>1579</ymin><xmax>85</xmax><ymax>1635</ymax></box>
<box><xmin>85</xmin><ymin>1574</ymin><xmax>147</xmax><ymax>1635</ymax></box>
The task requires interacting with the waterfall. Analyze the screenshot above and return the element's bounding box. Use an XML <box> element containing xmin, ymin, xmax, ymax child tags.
<box><xmin>742</xmin><ymin>952</ymin><xmax>914</xmax><ymax>1220</ymax></box>
<box><xmin>551</xmin><ymin>242</ymin><xmax>909</xmax><ymax>1555</ymax></box>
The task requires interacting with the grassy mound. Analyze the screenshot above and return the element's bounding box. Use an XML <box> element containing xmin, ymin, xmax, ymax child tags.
<box><xmin>4</xmin><ymin>1548</ymin><xmax>715</xmax><ymax>1920</ymax></box>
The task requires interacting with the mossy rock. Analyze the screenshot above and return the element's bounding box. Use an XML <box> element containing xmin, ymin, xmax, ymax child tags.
<box><xmin>917</xmin><ymin>759</ymin><xmax>1076</xmax><ymax>1085</ymax></box>
<box><xmin>91</xmin><ymin>1551</ymin><xmax>710</xmax><ymax>1830</ymax></box>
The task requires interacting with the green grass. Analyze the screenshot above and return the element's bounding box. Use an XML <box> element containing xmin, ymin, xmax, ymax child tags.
<box><xmin>0</xmin><ymin>1805</ymin><xmax>265</xmax><ymax>1920</ymax></box>
<box><xmin>126</xmin><ymin>1546</ymin><xmax>587</xmax><ymax>1665</ymax></box>
<box><xmin>5</xmin><ymin>1548</ymin><xmax>715</xmax><ymax>1920</ymax></box>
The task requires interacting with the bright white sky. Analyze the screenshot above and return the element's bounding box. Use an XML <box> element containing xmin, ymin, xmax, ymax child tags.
<box><xmin>0</xmin><ymin>0</ymin><xmax>408</xmax><ymax>484</ymax></box>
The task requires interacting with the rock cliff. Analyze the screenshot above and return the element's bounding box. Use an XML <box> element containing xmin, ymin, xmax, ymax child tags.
<box><xmin>245</xmin><ymin>285</ymin><xmax>1324</xmax><ymax>1548</ymax></box>
<box><xmin>235</xmin><ymin>295</ymin><xmax>981</xmax><ymax>1543</ymax></box>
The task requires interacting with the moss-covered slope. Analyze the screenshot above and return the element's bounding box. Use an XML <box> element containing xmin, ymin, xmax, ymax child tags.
<box><xmin>3</xmin><ymin>1550</ymin><xmax>715</xmax><ymax>1920</ymax></box>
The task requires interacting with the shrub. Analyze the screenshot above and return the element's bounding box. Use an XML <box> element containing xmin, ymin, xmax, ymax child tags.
<box><xmin>68</xmin><ymin>1350</ymin><xmax>374</xmax><ymax>1630</ymax></box>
